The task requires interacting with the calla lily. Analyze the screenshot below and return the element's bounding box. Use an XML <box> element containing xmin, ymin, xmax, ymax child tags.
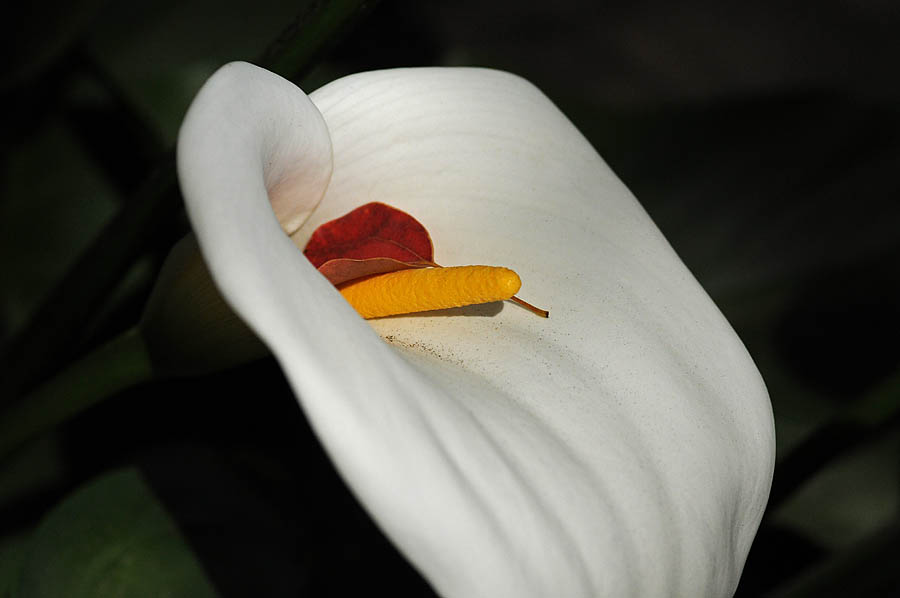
<box><xmin>174</xmin><ymin>62</ymin><xmax>774</xmax><ymax>597</ymax></box>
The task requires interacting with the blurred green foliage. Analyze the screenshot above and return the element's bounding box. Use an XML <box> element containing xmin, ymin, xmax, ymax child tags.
<box><xmin>3</xmin><ymin>0</ymin><xmax>900</xmax><ymax>595</ymax></box>
<box><xmin>0</xmin><ymin>120</ymin><xmax>117</xmax><ymax>339</ymax></box>
<box><xmin>2</xmin><ymin>469</ymin><xmax>217</xmax><ymax>597</ymax></box>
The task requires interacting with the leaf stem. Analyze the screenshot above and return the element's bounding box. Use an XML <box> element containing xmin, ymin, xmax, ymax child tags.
<box><xmin>259</xmin><ymin>0</ymin><xmax>382</xmax><ymax>82</ymax></box>
<box><xmin>0</xmin><ymin>327</ymin><xmax>154</xmax><ymax>462</ymax></box>
<box><xmin>509</xmin><ymin>295</ymin><xmax>550</xmax><ymax>318</ymax></box>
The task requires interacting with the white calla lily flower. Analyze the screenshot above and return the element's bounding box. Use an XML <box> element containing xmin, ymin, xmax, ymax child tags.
<box><xmin>176</xmin><ymin>61</ymin><xmax>774</xmax><ymax>597</ymax></box>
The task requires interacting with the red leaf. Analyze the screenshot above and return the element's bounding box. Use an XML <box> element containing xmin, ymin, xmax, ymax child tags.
<box><xmin>317</xmin><ymin>257</ymin><xmax>430</xmax><ymax>286</ymax></box>
<box><xmin>304</xmin><ymin>202</ymin><xmax>435</xmax><ymax>285</ymax></box>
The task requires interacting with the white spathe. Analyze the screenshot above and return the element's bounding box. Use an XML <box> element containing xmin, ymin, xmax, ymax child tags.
<box><xmin>177</xmin><ymin>61</ymin><xmax>775</xmax><ymax>597</ymax></box>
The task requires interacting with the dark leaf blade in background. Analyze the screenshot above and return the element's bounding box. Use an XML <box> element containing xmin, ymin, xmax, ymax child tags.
<box><xmin>10</xmin><ymin>468</ymin><xmax>218</xmax><ymax>598</ymax></box>
<box><xmin>763</xmin><ymin>522</ymin><xmax>900</xmax><ymax>598</ymax></box>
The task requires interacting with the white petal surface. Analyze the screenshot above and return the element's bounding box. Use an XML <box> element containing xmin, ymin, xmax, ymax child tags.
<box><xmin>178</xmin><ymin>62</ymin><xmax>775</xmax><ymax>597</ymax></box>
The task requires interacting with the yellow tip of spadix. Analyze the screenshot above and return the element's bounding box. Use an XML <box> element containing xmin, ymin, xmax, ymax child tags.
<box><xmin>339</xmin><ymin>265</ymin><xmax>522</xmax><ymax>319</ymax></box>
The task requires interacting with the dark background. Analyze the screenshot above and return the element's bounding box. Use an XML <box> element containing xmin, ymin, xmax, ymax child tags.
<box><xmin>2</xmin><ymin>0</ymin><xmax>900</xmax><ymax>595</ymax></box>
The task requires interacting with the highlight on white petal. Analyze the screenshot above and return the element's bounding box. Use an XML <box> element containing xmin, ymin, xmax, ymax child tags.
<box><xmin>177</xmin><ymin>62</ymin><xmax>775</xmax><ymax>597</ymax></box>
